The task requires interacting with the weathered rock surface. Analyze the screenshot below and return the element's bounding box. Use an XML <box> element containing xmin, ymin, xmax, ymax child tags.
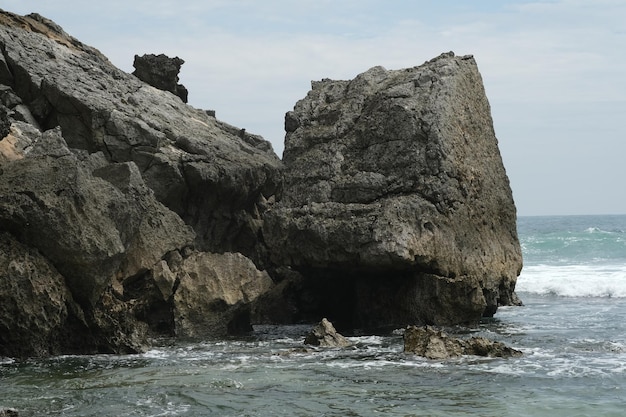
<box><xmin>304</xmin><ymin>318</ymin><xmax>351</xmax><ymax>347</ymax></box>
<box><xmin>1</xmin><ymin>231</ymin><xmax>83</xmax><ymax>357</ymax></box>
<box><xmin>0</xmin><ymin>9</ymin><xmax>523</xmax><ymax>357</ymax></box>
<box><xmin>0</xmin><ymin>123</ymin><xmax>189</xmax><ymax>356</ymax></box>
<box><xmin>264</xmin><ymin>52</ymin><xmax>522</xmax><ymax>329</ymax></box>
<box><xmin>163</xmin><ymin>251</ymin><xmax>273</xmax><ymax>338</ymax></box>
<box><xmin>0</xmin><ymin>10</ymin><xmax>280</xmax><ymax>357</ymax></box>
<box><xmin>403</xmin><ymin>325</ymin><xmax>522</xmax><ymax>359</ymax></box>
<box><xmin>132</xmin><ymin>53</ymin><xmax>188</xmax><ymax>103</ymax></box>
<box><xmin>0</xmin><ymin>10</ymin><xmax>282</xmax><ymax>261</ymax></box>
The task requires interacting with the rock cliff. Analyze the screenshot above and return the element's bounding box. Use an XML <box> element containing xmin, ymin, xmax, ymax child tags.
<box><xmin>0</xmin><ymin>11</ymin><xmax>281</xmax><ymax>260</ymax></box>
<box><xmin>0</xmin><ymin>9</ymin><xmax>522</xmax><ymax>357</ymax></box>
<box><xmin>0</xmin><ymin>10</ymin><xmax>280</xmax><ymax>357</ymax></box>
<box><xmin>264</xmin><ymin>52</ymin><xmax>522</xmax><ymax>329</ymax></box>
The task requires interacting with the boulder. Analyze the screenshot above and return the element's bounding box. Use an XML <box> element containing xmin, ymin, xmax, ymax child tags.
<box><xmin>403</xmin><ymin>325</ymin><xmax>522</xmax><ymax>359</ymax></box>
<box><xmin>132</xmin><ymin>53</ymin><xmax>188</xmax><ymax>103</ymax></box>
<box><xmin>264</xmin><ymin>52</ymin><xmax>522</xmax><ymax>329</ymax></box>
<box><xmin>0</xmin><ymin>127</ymin><xmax>194</xmax><ymax>308</ymax></box>
<box><xmin>166</xmin><ymin>251</ymin><xmax>274</xmax><ymax>338</ymax></box>
<box><xmin>304</xmin><ymin>318</ymin><xmax>351</xmax><ymax>347</ymax></box>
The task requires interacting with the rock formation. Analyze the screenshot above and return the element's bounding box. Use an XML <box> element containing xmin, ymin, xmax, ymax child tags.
<box><xmin>403</xmin><ymin>325</ymin><xmax>522</xmax><ymax>359</ymax></box>
<box><xmin>0</xmin><ymin>11</ymin><xmax>281</xmax><ymax>260</ymax></box>
<box><xmin>132</xmin><ymin>53</ymin><xmax>188</xmax><ymax>103</ymax></box>
<box><xmin>0</xmin><ymin>10</ymin><xmax>280</xmax><ymax>357</ymax></box>
<box><xmin>264</xmin><ymin>52</ymin><xmax>522</xmax><ymax>330</ymax></box>
<box><xmin>0</xmin><ymin>9</ymin><xmax>523</xmax><ymax>358</ymax></box>
<box><xmin>167</xmin><ymin>251</ymin><xmax>274</xmax><ymax>338</ymax></box>
<box><xmin>304</xmin><ymin>318</ymin><xmax>351</xmax><ymax>347</ymax></box>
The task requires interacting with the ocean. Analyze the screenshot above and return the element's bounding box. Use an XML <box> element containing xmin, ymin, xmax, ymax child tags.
<box><xmin>1</xmin><ymin>215</ymin><xmax>625</xmax><ymax>416</ymax></box>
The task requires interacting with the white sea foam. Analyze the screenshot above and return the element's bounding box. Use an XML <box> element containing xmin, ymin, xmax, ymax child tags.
<box><xmin>517</xmin><ymin>264</ymin><xmax>626</xmax><ymax>297</ymax></box>
<box><xmin>141</xmin><ymin>349</ymin><xmax>170</xmax><ymax>360</ymax></box>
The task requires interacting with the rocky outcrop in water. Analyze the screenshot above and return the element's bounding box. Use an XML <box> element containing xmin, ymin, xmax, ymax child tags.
<box><xmin>403</xmin><ymin>325</ymin><xmax>522</xmax><ymax>359</ymax></box>
<box><xmin>0</xmin><ymin>10</ymin><xmax>280</xmax><ymax>357</ymax></box>
<box><xmin>264</xmin><ymin>52</ymin><xmax>522</xmax><ymax>329</ymax></box>
<box><xmin>304</xmin><ymin>318</ymin><xmax>351</xmax><ymax>347</ymax></box>
<box><xmin>0</xmin><ymin>9</ymin><xmax>522</xmax><ymax>358</ymax></box>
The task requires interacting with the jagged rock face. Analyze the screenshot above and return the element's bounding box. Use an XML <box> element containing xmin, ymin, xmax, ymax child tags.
<box><xmin>1</xmin><ymin>232</ymin><xmax>79</xmax><ymax>357</ymax></box>
<box><xmin>0</xmin><ymin>124</ymin><xmax>191</xmax><ymax>356</ymax></box>
<box><xmin>132</xmin><ymin>53</ymin><xmax>188</xmax><ymax>103</ymax></box>
<box><xmin>0</xmin><ymin>11</ymin><xmax>282</xmax><ymax>261</ymax></box>
<box><xmin>264</xmin><ymin>52</ymin><xmax>522</xmax><ymax>329</ymax></box>
<box><xmin>0</xmin><ymin>10</ymin><xmax>281</xmax><ymax>357</ymax></box>
<box><xmin>0</xmin><ymin>126</ymin><xmax>195</xmax><ymax>307</ymax></box>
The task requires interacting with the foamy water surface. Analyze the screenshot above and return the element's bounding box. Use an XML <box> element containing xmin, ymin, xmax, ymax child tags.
<box><xmin>2</xmin><ymin>215</ymin><xmax>626</xmax><ymax>416</ymax></box>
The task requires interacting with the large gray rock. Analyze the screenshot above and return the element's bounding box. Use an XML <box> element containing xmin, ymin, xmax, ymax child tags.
<box><xmin>264</xmin><ymin>52</ymin><xmax>522</xmax><ymax>329</ymax></box>
<box><xmin>0</xmin><ymin>10</ymin><xmax>282</xmax><ymax>262</ymax></box>
<box><xmin>0</xmin><ymin>126</ymin><xmax>194</xmax><ymax>307</ymax></box>
<box><xmin>0</xmin><ymin>123</ymin><xmax>192</xmax><ymax>356</ymax></box>
<box><xmin>0</xmin><ymin>10</ymin><xmax>281</xmax><ymax>357</ymax></box>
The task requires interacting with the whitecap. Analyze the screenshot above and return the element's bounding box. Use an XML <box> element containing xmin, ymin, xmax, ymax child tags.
<box><xmin>141</xmin><ymin>349</ymin><xmax>170</xmax><ymax>360</ymax></box>
<box><xmin>516</xmin><ymin>264</ymin><xmax>626</xmax><ymax>297</ymax></box>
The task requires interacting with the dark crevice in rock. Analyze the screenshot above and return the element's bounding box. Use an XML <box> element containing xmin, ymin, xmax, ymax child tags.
<box><xmin>0</xmin><ymin>41</ymin><xmax>15</xmax><ymax>86</ymax></box>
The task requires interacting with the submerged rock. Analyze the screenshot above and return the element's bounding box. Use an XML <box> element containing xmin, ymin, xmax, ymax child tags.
<box><xmin>304</xmin><ymin>318</ymin><xmax>351</xmax><ymax>347</ymax></box>
<box><xmin>403</xmin><ymin>325</ymin><xmax>522</xmax><ymax>359</ymax></box>
<box><xmin>264</xmin><ymin>52</ymin><xmax>522</xmax><ymax>329</ymax></box>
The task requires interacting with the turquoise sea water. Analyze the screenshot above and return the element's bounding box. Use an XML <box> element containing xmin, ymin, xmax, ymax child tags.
<box><xmin>2</xmin><ymin>215</ymin><xmax>626</xmax><ymax>416</ymax></box>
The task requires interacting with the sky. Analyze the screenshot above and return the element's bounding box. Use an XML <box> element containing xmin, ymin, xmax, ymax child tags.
<box><xmin>3</xmin><ymin>0</ymin><xmax>625</xmax><ymax>216</ymax></box>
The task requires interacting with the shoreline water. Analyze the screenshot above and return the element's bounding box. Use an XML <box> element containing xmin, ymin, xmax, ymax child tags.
<box><xmin>2</xmin><ymin>214</ymin><xmax>626</xmax><ymax>416</ymax></box>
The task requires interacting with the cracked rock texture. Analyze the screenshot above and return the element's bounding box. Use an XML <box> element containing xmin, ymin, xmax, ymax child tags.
<box><xmin>0</xmin><ymin>9</ymin><xmax>522</xmax><ymax>357</ymax></box>
<box><xmin>0</xmin><ymin>11</ymin><xmax>281</xmax><ymax>261</ymax></box>
<box><xmin>264</xmin><ymin>53</ymin><xmax>522</xmax><ymax>329</ymax></box>
<box><xmin>0</xmin><ymin>10</ymin><xmax>280</xmax><ymax>357</ymax></box>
